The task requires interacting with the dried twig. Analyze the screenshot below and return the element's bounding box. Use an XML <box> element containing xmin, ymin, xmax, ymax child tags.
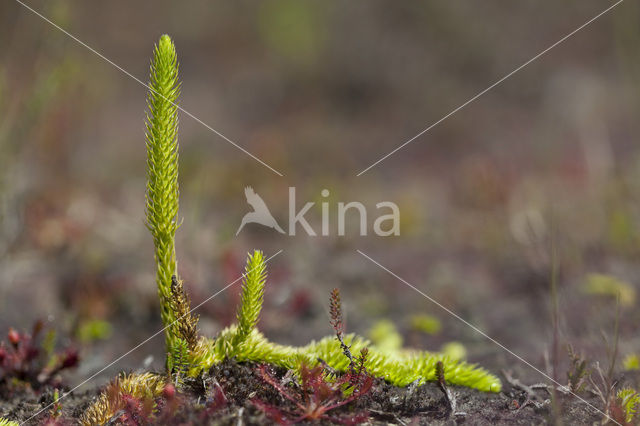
<box><xmin>502</xmin><ymin>370</ymin><xmax>552</xmax><ymax>412</ymax></box>
<box><xmin>369</xmin><ymin>408</ymin><xmax>408</xmax><ymax>425</ymax></box>
<box><xmin>436</xmin><ymin>361</ymin><xmax>466</xmax><ymax>419</ymax></box>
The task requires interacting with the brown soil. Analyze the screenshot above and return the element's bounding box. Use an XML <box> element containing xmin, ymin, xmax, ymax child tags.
<box><xmin>0</xmin><ymin>360</ymin><xmax>617</xmax><ymax>425</ymax></box>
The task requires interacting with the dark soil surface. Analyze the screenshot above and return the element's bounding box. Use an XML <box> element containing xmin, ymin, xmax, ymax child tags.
<box><xmin>1</xmin><ymin>360</ymin><xmax>620</xmax><ymax>425</ymax></box>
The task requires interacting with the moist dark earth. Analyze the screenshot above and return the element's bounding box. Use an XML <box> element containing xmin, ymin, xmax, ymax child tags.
<box><xmin>3</xmin><ymin>360</ymin><xmax>633</xmax><ymax>425</ymax></box>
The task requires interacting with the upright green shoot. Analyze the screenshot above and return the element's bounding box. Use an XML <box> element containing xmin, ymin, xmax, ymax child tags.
<box><xmin>144</xmin><ymin>35</ymin><xmax>182</xmax><ymax>359</ymax></box>
<box><xmin>232</xmin><ymin>250</ymin><xmax>267</xmax><ymax>350</ymax></box>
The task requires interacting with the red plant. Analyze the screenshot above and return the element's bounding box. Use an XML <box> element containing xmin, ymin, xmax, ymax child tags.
<box><xmin>253</xmin><ymin>348</ymin><xmax>373</xmax><ymax>425</ymax></box>
<box><xmin>0</xmin><ymin>321</ymin><xmax>79</xmax><ymax>391</ymax></box>
<box><xmin>199</xmin><ymin>379</ymin><xmax>228</xmax><ymax>421</ymax></box>
<box><xmin>329</xmin><ymin>288</ymin><xmax>345</xmax><ymax>338</ymax></box>
<box><xmin>109</xmin><ymin>382</ymin><xmax>228</xmax><ymax>425</ymax></box>
<box><xmin>41</xmin><ymin>417</ymin><xmax>70</xmax><ymax>426</ymax></box>
<box><xmin>287</xmin><ymin>289</ymin><xmax>313</xmax><ymax>318</ymax></box>
<box><xmin>118</xmin><ymin>393</ymin><xmax>155</xmax><ymax>426</ymax></box>
<box><xmin>329</xmin><ymin>288</ymin><xmax>356</xmax><ymax>367</ymax></box>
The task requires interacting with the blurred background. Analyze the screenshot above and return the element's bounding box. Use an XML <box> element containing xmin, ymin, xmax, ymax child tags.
<box><xmin>1</xmin><ymin>0</ymin><xmax>639</xmax><ymax>386</ymax></box>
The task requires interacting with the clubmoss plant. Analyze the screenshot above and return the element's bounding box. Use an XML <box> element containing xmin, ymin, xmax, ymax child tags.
<box><xmin>140</xmin><ymin>35</ymin><xmax>498</xmax><ymax>393</ymax></box>
<box><xmin>82</xmin><ymin>34</ymin><xmax>501</xmax><ymax>425</ymax></box>
<box><xmin>144</xmin><ymin>34</ymin><xmax>190</xmax><ymax>367</ymax></box>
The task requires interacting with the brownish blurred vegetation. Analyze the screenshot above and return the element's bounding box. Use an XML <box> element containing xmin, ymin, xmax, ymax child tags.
<box><xmin>1</xmin><ymin>0</ymin><xmax>639</xmax><ymax>385</ymax></box>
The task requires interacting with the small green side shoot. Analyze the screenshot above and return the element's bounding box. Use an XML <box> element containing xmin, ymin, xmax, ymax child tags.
<box><xmin>232</xmin><ymin>250</ymin><xmax>267</xmax><ymax>351</ymax></box>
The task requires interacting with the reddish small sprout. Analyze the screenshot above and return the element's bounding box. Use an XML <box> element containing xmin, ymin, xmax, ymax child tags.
<box><xmin>288</xmin><ymin>290</ymin><xmax>312</xmax><ymax>318</ymax></box>
<box><xmin>40</xmin><ymin>417</ymin><xmax>67</xmax><ymax>426</ymax></box>
<box><xmin>200</xmin><ymin>380</ymin><xmax>227</xmax><ymax>420</ymax></box>
<box><xmin>0</xmin><ymin>322</ymin><xmax>79</xmax><ymax>391</ymax></box>
<box><xmin>162</xmin><ymin>383</ymin><xmax>176</xmax><ymax>400</ymax></box>
<box><xmin>329</xmin><ymin>288</ymin><xmax>344</xmax><ymax>338</ymax></box>
<box><xmin>8</xmin><ymin>328</ymin><xmax>20</xmax><ymax>346</ymax></box>
<box><xmin>60</xmin><ymin>349</ymin><xmax>79</xmax><ymax>370</ymax></box>
<box><xmin>329</xmin><ymin>288</ymin><xmax>355</xmax><ymax>367</ymax></box>
<box><xmin>252</xmin><ymin>398</ymin><xmax>290</xmax><ymax>424</ymax></box>
<box><xmin>252</xmin><ymin>349</ymin><xmax>373</xmax><ymax>425</ymax></box>
<box><xmin>119</xmin><ymin>393</ymin><xmax>154</xmax><ymax>425</ymax></box>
